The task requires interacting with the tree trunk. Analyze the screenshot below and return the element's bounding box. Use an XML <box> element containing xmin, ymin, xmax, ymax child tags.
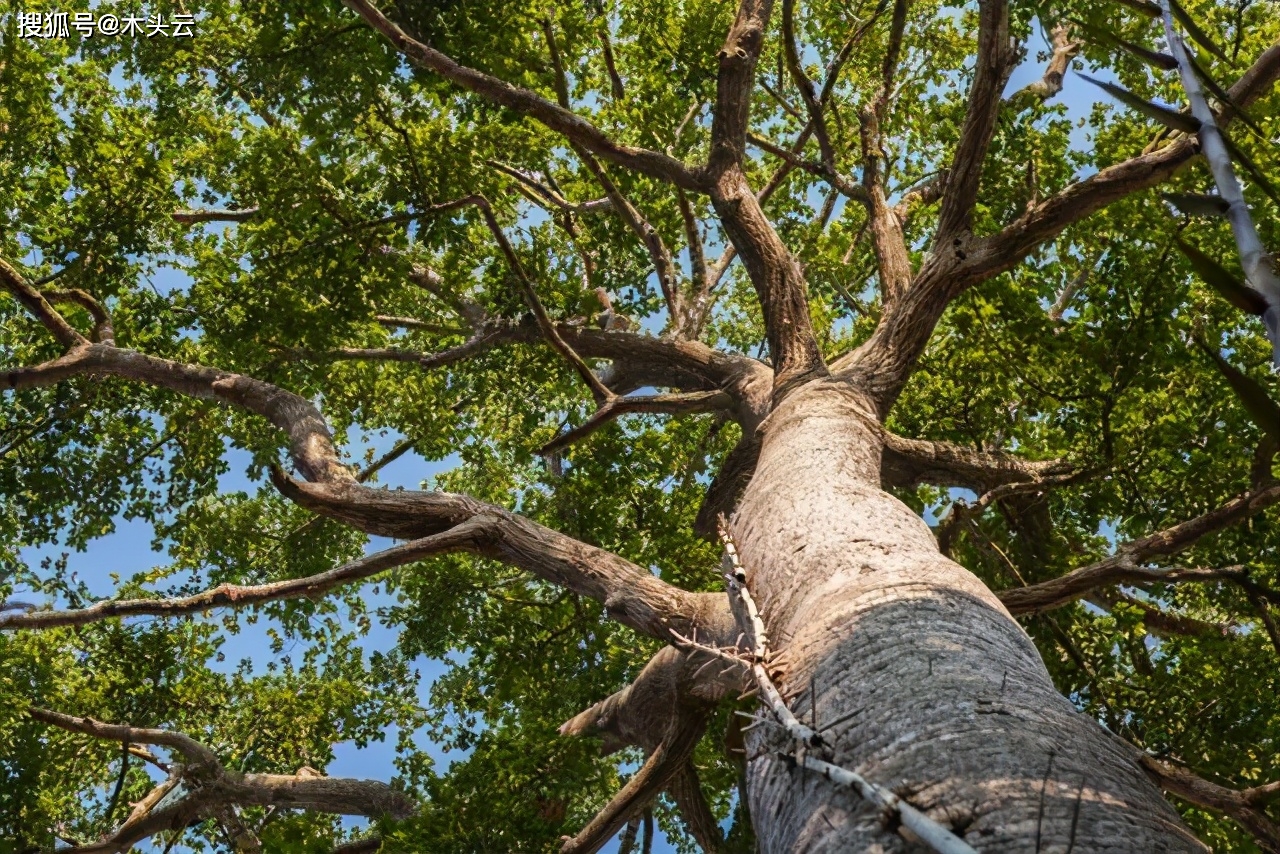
<box><xmin>734</xmin><ymin>381</ymin><xmax>1203</xmax><ymax>852</ymax></box>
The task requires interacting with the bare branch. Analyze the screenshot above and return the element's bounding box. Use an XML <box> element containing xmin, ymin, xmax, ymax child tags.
<box><xmin>0</xmin><ymin>527</ymin><xmax>480</xmax><ymax>631</ymax></box>
<box><xmin>666</xmin><ymin>763</ymin><xmax>723</xmax><ymax>854</ymax></box>
<box><xmin>271</xmin><ymin>474</ymin><xmax>732</xmax><ymax>644</ymax></box>
<box><xmin>342</xmin><ymin>1</ymin><xmax>700</xmax><ymax>189</ymax></box>
<box><xmin>0</xmin><ymin>256</ymin><xmax>86</xmax><ymax>348</ymax></box>
<box><xmin>880</xmin><ymin>430</ymin><xmax>1075</xmax><ymax>492</ymax></box>
<box><xmin>935</xmin><ymin>0</ymin><xmax>1018</xmax><ymax>241</ymax></box>
<box><xmin>171</xmin><ymin>207</ymin><xmax>261</xmax><ymax>225</ymax></box>
<box><xmin>1139</xmin><ymin>755</ymin><xmax>1280</xmax><ymax>850</ymax></box>
<box><xmin>835</xmin><ymin>37</ymin><xmax>1280</xmax><ymax>412</ymax></box>
<box><xmin>1006</xmin><ymin>24</ymin><xmax>1079</xmax><ymax>107</ymax></box>
<box><xmin>1000</xmin><ymin>484</ymin><xmax>1280</xmax><ymax>615</ymax></box>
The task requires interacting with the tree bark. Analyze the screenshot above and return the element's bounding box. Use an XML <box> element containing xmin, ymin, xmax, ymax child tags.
<box><xmin>732</xmin><ymin>381</ymin><xmax>1203</xmax><ymax>852</ymax></box>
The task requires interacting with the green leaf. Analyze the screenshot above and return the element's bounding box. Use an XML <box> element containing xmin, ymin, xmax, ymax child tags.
<box><xmin>1176</xmin><ymin>238</ymin><xmax>1268</xmax><ymax>315</ymax></box>
<box><xmin>1160</xmin><ymin>192</ymin><xmax>1229</xmax><ymax>218</ymax></box>
<box><xmin>1171</xmin><ymin>0</ymin><xmax>1229</xmax><ymax>62</ymax></box>
<box><xmin>1108</xmin><ymin>0</ymin><xmax>1162</xmax><ymax>17</ymax></box>
<box><xmin>1069</xmin><ymin>19</ymin><xmax>1177</xmax><ymax>70</ymax></box>
<box><xmin>1196</xmin><ymin>340</ymin><xmax>1280</xmax><ymax>445</ymax></box>
<box><xmin>1220</xmin><ymin>131</ymin><xmax>1280</xmax><ymax>207</ymax></box>
<box><xmin>1078</xmin><ymin>74</ymin><xmax>1201</xmax><ymax>133</ymax></box>
<box><xmin>1184</xmin><ymin>51</ymin><xmax>1266</xmax><ymax>139</ymax></box>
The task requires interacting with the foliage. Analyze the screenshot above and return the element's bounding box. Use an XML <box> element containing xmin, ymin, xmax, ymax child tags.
<box><xmin>1</xmin><ymin>0</ymin><xmax>1279</xmax><ymax>851</ymax></box>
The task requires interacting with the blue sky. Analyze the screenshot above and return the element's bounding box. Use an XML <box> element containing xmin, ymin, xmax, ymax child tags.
<box><xmin>4</xmin><ymin>8</ymin><xmax>1137</xmax><ymax>851</ymax></box>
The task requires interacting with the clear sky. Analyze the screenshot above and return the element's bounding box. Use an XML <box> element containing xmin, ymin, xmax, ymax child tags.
<box><xmin>10</xmin><ymin>12</ymin><xmax>1125</xmax><ymax>852</ymax></box>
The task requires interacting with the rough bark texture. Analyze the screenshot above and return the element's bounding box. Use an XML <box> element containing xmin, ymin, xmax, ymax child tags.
<box><xmin>732</xmin><ymin>382</ymin><xmax>1202</xmax><ymax>852</ymax></box>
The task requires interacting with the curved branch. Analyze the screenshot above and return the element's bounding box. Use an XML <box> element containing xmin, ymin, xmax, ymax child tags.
<box><xmin>342</xmin><ymin>1</ymin><xmax>699</xmax><ymax>189</ymax></box>
<box><xmin>0</xmin><ymin>256</ymin><xmax>86</xmax><ymax>348</ymax></box>
<box><xmin>34</xmin><ymin>707</ymin><xmax>414</xmax><ymax>854</ymax></box>
<box><xmin>271</xmin><ymin>474</ymin><xmax>732</xmax><ymax>644</ymax></box>
<box><xmin>1139</xmin><ymin>755</ymin><xmax>1280</xmax><ymax>850</ymax></box>
<box><xmin>1000</xmin><ymin>484</ymin><xmax>1280</xmax><ymax>615</ymax></box>
<box><xmin>0</xmin><ymin>526</ymin><xmax>482</xmax><ymax>631</ymax></box>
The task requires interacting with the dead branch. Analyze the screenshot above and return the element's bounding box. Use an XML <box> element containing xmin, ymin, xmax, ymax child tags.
<box><xmin>272</xmin><ymin>473</ymin><xmax>732</xmax><ymax>644</ymax></box>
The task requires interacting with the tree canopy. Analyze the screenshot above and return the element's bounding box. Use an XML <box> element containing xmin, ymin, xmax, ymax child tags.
<box><xmin>2</xmin><ymin>0</ymin><xmax>1280</xmax><ymax>851</ymax></box>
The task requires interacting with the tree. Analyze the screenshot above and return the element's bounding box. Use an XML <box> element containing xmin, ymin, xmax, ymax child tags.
<box><xmin>2</xmin><ymin>0</ymin><xmax>1280</xmax><ymax>850</ymax></box>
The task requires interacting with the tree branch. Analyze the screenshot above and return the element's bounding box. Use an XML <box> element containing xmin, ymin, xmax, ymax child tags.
<box><xmin>999</xmin><ymin>484</ymin><xmax>1280</xmax><ymax>615</ymax></box>
<box><xmin>857</xmin><ymin>0</ymin><xmax>914</xmax><ymax>305</ymax></box>
<box><xmin>559</xmin><ymin>714</ymin><xmax>709</xmax><ymax>854</ymax></box>
<box><xmin>0</xmin><ymin>256</ymin><xmax>87</xmax><ymax>348</ymax></box>
<box><xmin>1006</xmin><ymin>24</ymin><xmax>1079</xmax><ymax>108</ymax></box>
<box><xmin>539</xmin><ymin>390</ymin><xmax>734</xmax><ymax>455</ymax></box>
<box><xmin>966</xmin><ymin>37</ymin><xmax>1280</xmax><ymax>284</ymax></box>
<box><xmin>836</xmin><ymin>37</ymin><xmax>1280</xmax><ymax>411</ymax></box>
<box><xmin>270</xmin><ymin>473</ymin><xmax>732</xmax><ymax>644</ymax></box>
<box><xmin>1139</xmin><ymin>755</ymin><xmax>1280</xmax><ymax>851</ymax></box>
<box><xmin>880</xmin><ymin>431</ymin><xmax>1075</xmax><ymax>492</ymax></box>
<box><xmin>342</xmin><ymin>1</ymin><xmax>700</xmax><ymax>190</ymax></box>
<box><xmin>935</xmin><ymin>0</ymin><xmax>1018</xmax><ymax>242</ymax></box>
<box><xmin>171</xmin><ymin>207</ymin><xmax>261</xmax><ymax>225</ymax></box>
<box><xmin>0</xmin><ymin>527</ymin><xmax>481</xmax><ymax>631</ymax></box>
<box><xmin>32</xmin><ymin>707</ymin><xmax>414</xmax><ymax>854</ymax></box>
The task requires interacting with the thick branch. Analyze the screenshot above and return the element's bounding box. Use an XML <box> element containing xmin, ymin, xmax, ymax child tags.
<box><xmin>271</xmin><ymin>474</ymin><xmax>731</xmax><ymax>644</ymax></box>
<box><xmin>1140</xmin><ymin>756</ymin><xmax>1280</xmax><ymax>851</ymax></box>
<box><xmin>0</xmin><ymin>256</ymin><xmax>86</xmax><ymax>348</ymax></box>
<box><xmin>30</xmin><ymin>707</ymin><xmax>218</xmax><ymax>766</ymax></box>
<box><xmin>342</xmin><ymin>1</ymin><xmax>699</xmax><ymax>189</ymax></box>
<box><xmin>880</xmin><ymin>431</ymin><xmax>1074</xmax><ymax>492</ymax></box>
<box><xmin>935</xmin><ymin>0</ymin><xmax>1017</xmax><ymax>241</ymax></box>
<box><xmin>967</xmin><ymin>37</ymin><xmax>1280</xmax><ymax>282</ymax></box>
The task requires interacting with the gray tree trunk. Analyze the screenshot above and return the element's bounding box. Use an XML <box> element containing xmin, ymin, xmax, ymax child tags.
<box><xmin>735</xmin><ymin>382</ymin><xmax>1202</xmax><ymax>852</ymax></box>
